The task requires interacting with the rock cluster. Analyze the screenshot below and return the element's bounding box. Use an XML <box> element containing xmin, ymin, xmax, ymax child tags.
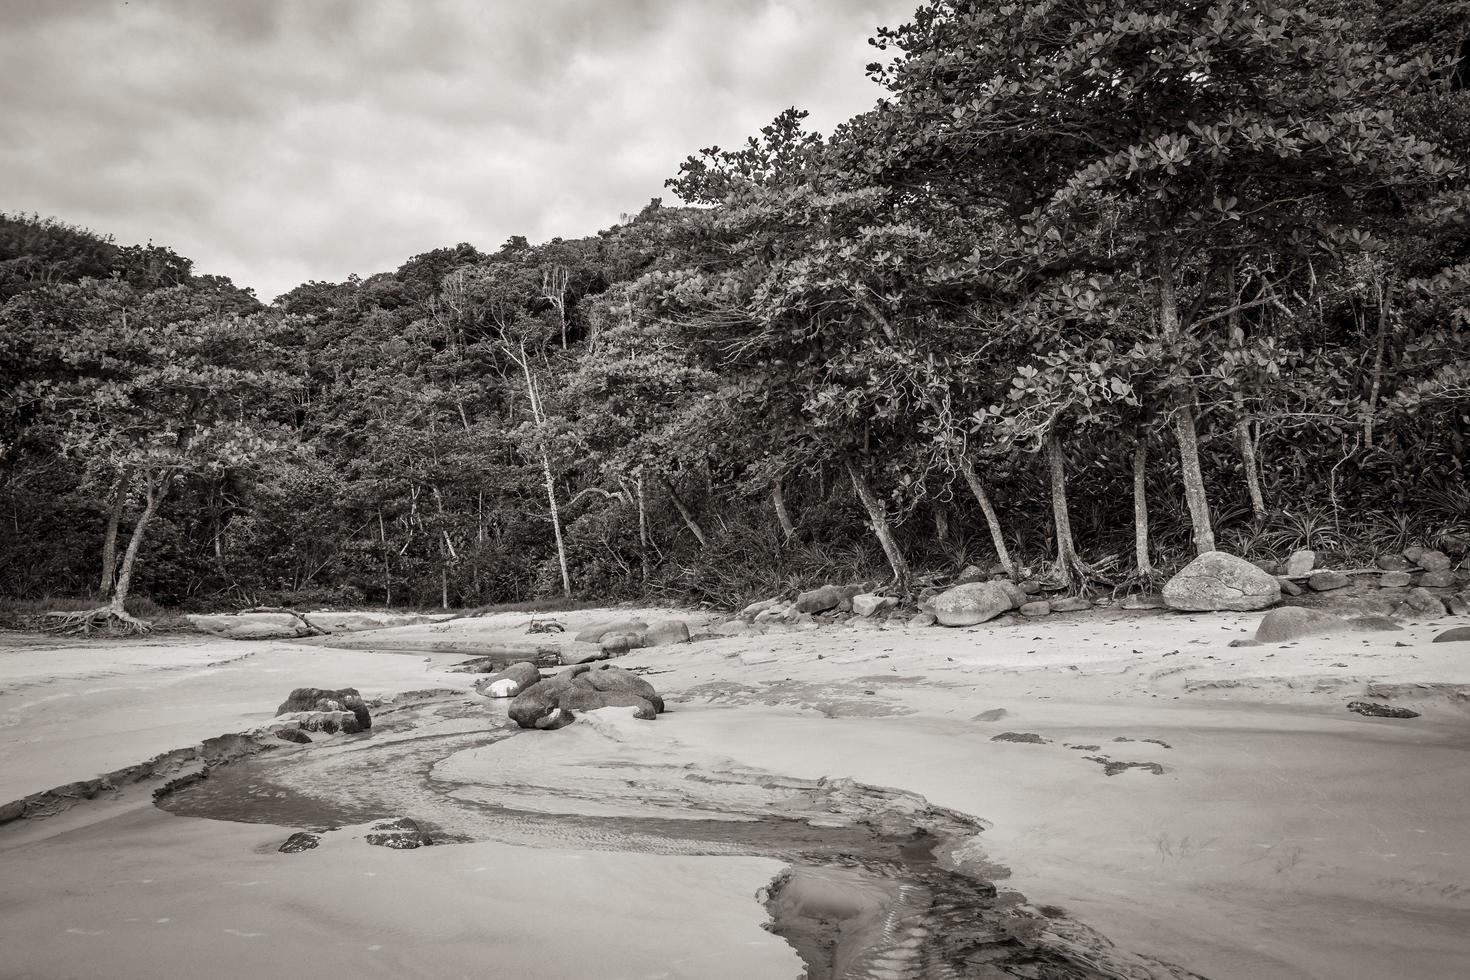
<box><xmin>561</xmin><ymin>617</ymin><xmax>693</xmax><ymax>665</ymax></box>
<box><xmin>507</xmin><ymin>662</ymin><xmax>664</xmax><ymax>730</ymax></box>
<box><xmin>473</xmin><ymin>661</ymin><xmax>543</xmax><ymax>698</ymax></box>
<box><xmin>275</xmin><ymin>687</ymin><xmax>372</xmax><ymax>732</ymax></box>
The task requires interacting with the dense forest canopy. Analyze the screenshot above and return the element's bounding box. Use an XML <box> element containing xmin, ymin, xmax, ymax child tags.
<box><xmin>2</xmin><ymin>0</ymin><xmax>1467</xmax><ymax>622</ymax></box>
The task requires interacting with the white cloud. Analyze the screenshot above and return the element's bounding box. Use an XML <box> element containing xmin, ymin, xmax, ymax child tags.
<box><xmin>1</xmin><ymin>0</ymin><xmax>908</xmax><ymax>300</ymax></box>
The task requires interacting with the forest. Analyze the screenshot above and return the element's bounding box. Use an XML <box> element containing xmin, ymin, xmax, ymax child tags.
<box><xmin>2</xmin><ymin>0</ymin><xmax>1468</xmax><ymax>628</ymax></box>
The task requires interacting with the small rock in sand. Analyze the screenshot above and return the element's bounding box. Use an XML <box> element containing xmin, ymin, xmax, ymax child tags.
<box><xmin>991</xmin><ymin>732</ymin><xmax>1048</xmax><ymax>744</ymax></box>
<box><xmin>278</xmin><ymin>832</ymin><xmax>321</xmax><ymax>853</ymax></box>
<box><xmin>1347</xmin><ymin>701</ymin><xmax>1420</xmax><ymax>719</ymax></box>
<box><xmin>907</xmin><ymin>612</ymin><xmax>937</xmax><ymax>628</ymax></box>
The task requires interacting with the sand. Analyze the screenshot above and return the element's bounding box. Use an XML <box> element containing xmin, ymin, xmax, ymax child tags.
<box><xmin>3</xmin><ymin>603</ymin><xmax>1469</xmax><ymax>979</ymax></box>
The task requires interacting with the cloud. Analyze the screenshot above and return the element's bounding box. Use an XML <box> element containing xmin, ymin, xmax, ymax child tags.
<box><xmin>1</xmin><ymin>0</ymin><xmax>910</xmax><ymax>300</ymax></box>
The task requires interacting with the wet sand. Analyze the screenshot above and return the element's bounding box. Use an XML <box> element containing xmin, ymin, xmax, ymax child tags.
<box><xmin>2</xmin><ymin>604</ymin><xmax>1469</xmax><ymax>978</ymax></box>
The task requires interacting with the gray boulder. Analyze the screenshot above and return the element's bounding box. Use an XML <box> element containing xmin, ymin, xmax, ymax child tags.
<box><xmin>931</xmin><ymin>582</ymin><xmax>1015</xmax><ymax>626</ymax></box>
<box><xmin>1379</xmin><ymin>571</ymin><xmax>1412</xmax><ymax>588</ymax></box>
<box><xmin>1307</xmin><ymin>571</ymin><xmax>1350</xmax><ymax>592</ymax></box>
<box><xmin>1019</xmin><ymin>600</ymin><xmax>1051</xmax><ymax>617</ymax></box>
<box><xmin>996</xmin><ymin>580</ymin><xmax>1029</xmax><ymax>610</ymax></box>
<box><xmin>1162</xmin><ymin>552</ymin><xmax>1281</xmax><ymax>612</ymax></box>
<box><xmin>793</xmin><ymin>585</ymin><xmax>848</xmax><ymax>615</ymax></box>
<box><xmin>559</xmin><ymin>643</ymin><xmax>610</xmax><ymax>666</ymax></box>
<box><xmin>1419</xmin><ymin>570</ymin><xmax>1458</xmax><ymax>589</ymax></box>
<box><xmin>1254</xmin><ymin>607</ymin><xmax>1351</xmax><ymax>643</ymax></box>
<box><xmin>508</xmin><ymin>663</ymin><xmax>665</xmax><ymax>730</ymax></box>
<box><xmin>1277</xmin><ymin>576</ymin><xmax>1304</xmax><ymax>596</ymax></box>
<box><xmin>643</xmin><ymin>619</ymin><xmax>691</xmax><ymax>646</ymax></box>
<box><xmin>276</xmin><ymin>687</ymin><xmax>371</xmax><ymax>731</ymax></box>
<box><xmin>1433</xmin><ymin>626</ymin><xmax>1470</xmax><ymax>643</ymax></box>
<box><xmin>474</xmin><ymin>661</ymin><xmax>543</xmax><ymax>698</ymax></box>
<box><xmin>572</xmin><ymin>619</ymin><xmax>647</xmax><ymax>644</ymax></box>
<box><xmin>1285</xmin><ymin>550</ymin><xmax>1316</xmax><ymax>577</ymax></box>
<box><xmin>851</xmin><ymin>594</ymin><xmax>898</xmax><ymax>618</ymax></box>
<box><xmin>1406</xmin><ymin>588</ymin><xmax>1447</xmax><ymax>617</ymax></box>
<box><xmin>1448</xmin><ymin>595</ymin><xmax>1470</xmax><ymax>617</ymax></box>
<box><xmin>1050</xmin><ymin>596</ymin><xmax>1093</xmax><ymax>613</ymax></box>
<box><xmin>1419</xmin><ymin>550</ymin><xmax>1453</xmax><ymax>572</ymax></box>
<box><xmin>599</xmin><ymin>630</ymin><xmax>648</xmax><ymax>656</ymax></box>
<box><xmin>1376</xmin><ymin>554</ymin><xmax>1413</xmax><ymax>572</ymax></box>
<box><xmin>188</xmin><ymin>612</ymin><xmax>313</xmax><ymax>640</ymax></box>
<box><xmin>1404</xmin><ymin>545</ymin><xmax>1428</xmax><ymax>564</ymax></box>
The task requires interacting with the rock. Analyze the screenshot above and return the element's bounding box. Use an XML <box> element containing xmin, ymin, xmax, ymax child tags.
<box><xmin>1404</xmin><ymin>545</ymin><xmax>1427</xmax><ymax>564</ymax></box>
<box><xmin>1019</xmin><ymin>600</ymin><xmax>1051</xmax><ymax>617</ymax></box>
<box><xmin>1379</xmin><ymin>571</ymin><xmax>1412</xmax><ymax>588</ymax></box>
<box><xmin>930</xmin><ymin>582</ymin><xmax>1015</xmax><ymax>627</ymax></box>
<box><xmin>907</xmin><ymin>612</ymin><xmax>936</xmax><ymax>628</ymax></box>
<box><xmin>1354</xmin><ymin>595</ymin><xmax>1401</xmax><ymax>619</ymax></box>
<box><xmin>275</xmin><ymin>729</ymin><xmax>312</xmax><ymax>744</ymax></box>
<box><xmin>954</xmin><ymin>565</ymin><xmax>988</xmax><ymax>585</ymax></box>
<box><xmin>1376</xmin><ymin>554</ymin><xmax>1413</xmax><ymax>572</ymax></box>
<box><xmin>851</xmin><ymin>594</ymin><xmax>898</xmax><ymax>618</ymax></box>
<box><xmin>714</xmin><ymin>620</ymin><xmax>757</xmax><ymax>637</ymax></box>
<box><xmin>573</xmin><ymin>619</ymin><xmax>647</xmax><ymax>644</ymax></box>
<box><xmin>1162</xmin><ymin>552</ymin><xmax>1281</xmax><ymax>612</ymax></box>
<box><xmin>1255</xmin><ymin>607</ymin><xmax>1352</xmax><ymax>642</ymax></box>
<box><xmin>1121</xmin><ymin>594</ymin><xmax>1165</xmax><ymax>610</ymax></box>
<box><xmin>1253</xmin><ymin>559</ymin><xmax>1282</xmax><ymax>576</ymax></box>
<box><xmin>1419</xmin><ymin>570</ymin><xmax>1458</xmax><ymax>589</ymax></box>
<box><xmin>996</xmin><ymin>581</ymin><xmax>1029</xmax><ymax>610</ymax></box>
<box><xmin>301</xmin><ymin>611</ymin><xmax>434</xmax><ymax>634</ymax></box>
<box><xmin>1019</xmin><ymin>580</ymin><xmax>1044</xmax><ymax>595</ymax></box>
<box><xmin>1284</xmin><ymin>550</ymin><xmax>1316</xmax><ymax>577</ymax></box>
<box><xmin>643</xmin><ymin>619</ymin><xmax>691</xmax><ymax>646</ymax></box>
<box><xmin>793</xmin><ymin>585</ymin><xmax>848</xmax><ymax>615</ymax></box>
<box><xmin>1347</xmin><ymin>615</ymin><xmax>1402</xmax><ymax>632</ymax></box>
<box><xmin>1419</xmin><ymin>550</ymin><xmax>1453</xmax><ymax>572</ymax></box>
<box><xmin>365</xmin><ymin>817</ymin><xmax>433</xmax><ymax>849</ymax></box>
<box><xmin>1347</xmin><ymin>701</ymin><xmax>1420</xmax><ymax>719</ymax></box>
<box><xmin>1307</xmin><ymin>571</ymin><xmax>1350</xmax><ymax>592</ymax></box>
<box><xmin>1433</xmin><ymin>626</ymin><xmax>1470</xmax><ymax>643</ymax></box>
<box><xmin>1443</xmin><ymin>533</ymin><xmax>1470</xmax><ymax>555</ymax></box>
<box><xmin>1050</xmin><ymin>596</ymin><xmax>1092</xmax><ymax>613</ymax></box>
<box><xmin>279</xmin><ymin>832</ymin><xmax>321</xmax><ymax>853</ymax></box>
<box><xmin>276</xmin><ymin>710</ymin><xmax>361</xmax><ymax>735</ymax></box>
<box><xmin>559</xmin><ymin>644</ymin><xmax>610</xmax><ymax>666</ymax></box>
<box><xmin>187</xmin><ymin>612</ymin><xmax>313</xmax><ymax>640</ymax></box>
<box><xmin>739</xmin><ymin>598</ymin><xmax>780</xmax><ymax>622</ymax></box>
<box><xmin>1406</xmin><ymin>588</ymin><xmax>1447</xmax><ymax>617</ymax></box>
<box><xmin>1277</xmin><ymin>577</ymin><xmax>1303</xmax><ymax>596</ymax></box>
<box><xmin>1448</xmin><ymin>595</ymin><xmax>1470</xmax><ymax>617</ymax></box>
<box><xmin>276</xmin><ymin>687</ymin><xmax>371</xmax><ymax>731</ymax></box>
<box><xmin>474</xmin><ymin>661</ymin><xmax>542</xmax><ymax>698</ymax></box>
<box><xmin>507</xmin><ymin>663</ymin><xmax>664</xmax><ymax>730</ymax></box>
<box><xmin>600</xmin><ymin>630</ymin><xmax>648</xmax><ymax>656</ymax></box>
<box><xmin>755</xmin><ymin>606</ymin><xmax>791</xmax><ymax>625</ymax></box>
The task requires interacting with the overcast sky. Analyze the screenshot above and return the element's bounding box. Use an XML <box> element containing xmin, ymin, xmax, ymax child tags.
<box><xmin>3</xmin><ymin>0</ymin><xmax>909</xmax><ymax>300</ymax></box>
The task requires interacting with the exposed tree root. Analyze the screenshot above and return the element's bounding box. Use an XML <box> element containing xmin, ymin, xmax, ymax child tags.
<box><xmin>40</xmin><ymin>607</ymin><xmax>151</xmax><ymax>635</ymax></box>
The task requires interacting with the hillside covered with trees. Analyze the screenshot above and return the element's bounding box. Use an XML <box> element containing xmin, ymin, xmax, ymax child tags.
<box><xmin>3</xmin><ymin>0</ymin><xmax>1468</xmax><ymax>626</ymax></box>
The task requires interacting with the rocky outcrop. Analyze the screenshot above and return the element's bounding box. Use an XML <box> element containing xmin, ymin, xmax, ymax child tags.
<box><xmin>1254</xmin><ymin>607</ymin><xmax>1351</xmax><ymax>642</ymax></box>
<box><xmin>931</xmin><ymin>582</ymin><xmax>1014</xmax><ymax>626</ymax></box>
<box><xmin>276</xmin><ymin>687</ymin><xmax>371</xmax><ymax>731</ymax></box>
<box><xmin>507</xmin><ymin>663</ymin><xmax>665</xmax><ymax>730</ymax></box>
<box><xmin>572</xmin><ymin>619</ymin><xmax>648</xmax><ymax>644</ymax></box>
<box><xmin>1433</xmin><ymin>626</ymin><xmax>1470</xmax><ymax>643</ymax></box>
<box><xmin>1405</xmin><ymin>588</ymin><xmax>1447</xmax><ymax>617</ymax></box>
<box><xmin>1347</xmin><ymin>701</ymin><xmax>1420</xmax><ymax>719</ymax></box>
<box><xmin>793</xmin><ymin>585</ymin><xmax>849</xmax><ymax>615</ymax></box>
<box><xmin>642</xmin><ymin>619</ymin><xmax>691</xmax><ymax>646</ymax></box>
<box><xmin>851</xmin><ymin>594</ymin><xmax>898</xmax><ymax>618</ymax></box>
<box><xmin>473</xmin><ymin>661</ymin><xmax>543</xmax><ymax>698</ymax></box>
<box><xmin>187</xmin><ymin>612</ymin><xmax>315</xmax><ymax>640</ymax></box>
<box><xmin>365</xmin><ymin>816</ymin><xmax>434</xmax><ymax>849</ymax></box>
<box><xmin>1162</xmin><ymin>552</ymin><xmax>1280</xmax><ymax>612</ymax></box>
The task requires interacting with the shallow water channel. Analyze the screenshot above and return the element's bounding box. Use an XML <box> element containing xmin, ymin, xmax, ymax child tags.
<box><xmin>158</xmin><ymin>695</ymin><xmax>1201</xmax><ymax>980</ymax></box>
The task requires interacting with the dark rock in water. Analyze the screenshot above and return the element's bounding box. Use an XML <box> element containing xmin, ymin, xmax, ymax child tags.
<box><xmin>1085</xmin><ymin>756</ymin><xmax>1166</xmax><ymax>776</ymax></box>
<box><xmin>990</xmin><ymin>732</ymin><xmax>1048</xmax><ymax>744</ymax></box>
<box><xmin>1406</xmin><ymin>588</ymin><xmax>1447</xmax><ymax>617</ymax></box>
<box><xmin>365</xmin><ymin>816</ymin><xmax>434</xmax><ymax>849</ymax></box>
<box><xmin>507</xmin><ymin>663</ymin><xmax>664</xmax><ymax>730</ymax></box>
<box><xmin>1255</xmin><ymin>607</ymin><xmax>1350</xmax><ymax>642</ymax></box>
<box><xmin>277</xmin><ymin>687</ymin><xmax>371</xmax><ymax>731</ymax></box>
<box><xmin>275</xmin><ymin>729</ymin><xmax>312</xmax><ymax>744</ymax></box>
<box><xmin>279</xmin><ymin>832</ymin><xmax>320</xmax><ymax>853</ymax></box>
<box><xmin>1307</xmin><ymin>570</ymin><xmax>1350</xmax><ymax>592</ymax></box>
<box><xmin>1347</xmin><ymin>701</ymin><xmax>1420</xmax><ymax>719</ymax></box>
<box><xmin>474</xmin><ymin>661</ymin><xmax>543</xmax><ymax>698</ymax></box>
<box><xmin>1164</xmin><ymin>551</ymin><xmax>1280</xmax><ymax>611</ymax></box>
<box><xmin>1433</xmin><ymin>626</ymin><xmax>1470</xmax><ymax>643</ymax></box>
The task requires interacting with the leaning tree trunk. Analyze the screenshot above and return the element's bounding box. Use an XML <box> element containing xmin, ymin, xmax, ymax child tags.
<box><xmin>108</xmin><ymin>469</ymin><xmax>174</xmax><ymax>623</ymax></box>
<box><xmin>99</xmin><ymin>466</ymin><xmax>132</xmax><ymax>598</ymax></box>
<box><xmin>1159</xmin><ymin>245</ymin><xmax>1216</xmax><ymax>554</ymax></box>
<box><xmin>1133</xmin><ymin>440</ymin><xmax>1153</xmax><ymax>579</ymax></box>
<box><xmin>957</xmin><ymin>455</ymin><xmax>1016</xmax><ymax>579</ymax></box>
<box><xmin>515</xmin><ymin>343</ymin><xmax>572</xmax><ymax>597</ymax></box>
<box><xmin>1045</xmin><ymin>437</ymin><xmax>1085</xmax><ymax>586</ymax></box>
<box><xmin>1364</xmin><ymin>279</ymin><xmax>1393</xmax><ymax>448</ymax></box>
<box><xmin>844</xmin><ymin>458</ymin><xmax>911</xmax><ymax>587</ymax></box>
<box><xmin>772</xmin><ymin>479</ymin><xmax>797</xmax><ymax>540</ymax></box>
<box><xmin>662</xmin><ymin>476</ymin><xmax>710</xmax><ymax>548</ymax></box>
<box><xmin>1226</xmin><ymin>264</ymin><xmax>1267</xmax><ymax>527</ymax></box>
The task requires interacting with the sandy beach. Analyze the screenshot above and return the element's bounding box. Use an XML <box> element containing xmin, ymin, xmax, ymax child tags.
<box><xmin>3</xmin><ymin>603</ymin><xmax>1469</xmax><ymax>979</ymax></box>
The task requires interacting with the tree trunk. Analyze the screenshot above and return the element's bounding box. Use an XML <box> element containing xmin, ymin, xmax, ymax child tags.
<box><xmin>1045</xmin><ymin>437</ymin><xmax>1083</xmax><ymax>585</ymax></box>
<box><xmin>1235</xmin><ymin>404</ymin><xmax>1267</xmax><ymax>526</ymax></box>
<box><xmin>99</xmin><ymin>466</ymin><xmax>132</xmax><ymax>598</ymax></box>
<box><xmin>1364</xmin><ymin>279</ymin><xmax>1393</xmax><ymax>447</ymax></box>
<box><xmin>772</xmin><ymin>479</ymin><xmax>796</xmax><ymax>540</ymax></box>
<box><xmin>661</xmin><ymin>476</ymin><xmax>709</xmax><ymax>548</ymax></box>
<box><xmin>1133</xmin><ymin>440</ymin><xmax>1152</xmax><ymax>578</ymax></box>
<box><xmin>378</xmin><ymin>508</ymin><xmax>392</xmax><ymax>607</ymax></box>
<box><xmin>109</xmin><ymin>470</ymin><xmax>173</xmax><ymax>615</ymax></box>
<box><xmin>844</xmin><ymin>458</ymin><xmax>911</xmax><ymax>587</ymax></box>
<box><xmin>957</xmin><ymin>455</ymin><xmax>1016</xmax><ymax>579</ymax></box>
<box><xmin>542</xmin><ymin>453</ymin><xmax>572</xmax><ymax>597</ymax></box>
<box><xmin>932</xmin><ymin>502</ymin><xmax>952</xmax><ymax>548</ymax></box>
<box><xmin>1159</xmin><ymin>245</ymin><xmax>1216</xmax><ymax>554</ymax></box>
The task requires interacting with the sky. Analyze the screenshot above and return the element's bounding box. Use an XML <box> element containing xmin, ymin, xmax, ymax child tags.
<box><xmin>2</xmin><ymin>0</ymin><xmax>910</xmax><ymax>301</ymax></box>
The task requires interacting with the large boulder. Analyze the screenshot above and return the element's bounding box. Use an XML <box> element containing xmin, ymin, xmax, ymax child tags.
<box><xmin>507</xmin><ymin>663</ymin><xmax>665</xmax><ymax>730</ymax></box>
<box><xmin>572</xmin><ymin>619</ymin><xmax>647</xmax><ymax>644</ymax></box>
<box><xmin>274</xmin><ymin>710</ymin><xmax>362</xmax><ymax>735</ymax></box>
<box><xmin>931</xmin><ymin>582</ymin><xmax>1014</xmax><ymax>627</ymax></box>
<box><xmin>1376</xmin><ymin>554</ymin><xmax>1413</xmax><ymax>572</ymax></box>
<box><xmin>474</xmin><ymin>661</ymin><xmax>543</xmax><ymax>698</ymax></box>
<box><xmin>851</xmin><ymin>594</ymin><xmax>898</xmax><ymax>618</ymax></box>
<box><xmin>276</xmin><ymin>687</ymin><xmax>371</xmax><ymax>731</ymax></box>
<box><xmin>599</xmin><ymin>630</ymin><xmax>648</xmax><ymax>656</ymax></box>
<box><xmin>793</xmin><ymin>585</ymin><xmax>848</xmax><ymax>615</ymax></box>
<box><xmin>559</xmin><ymin>644</ymin><xmax>610</xmax><ymax>666</ymax></box>
<box><xmin>643</xmin><ymin>619</ymin><xmax>691</xmax><ymax>646</ymax></box>
<box><xmin>1433</xmin><ymin>626</ymin><xmax>1470</xmax><ymax>643</ymax></box>
<box><xmin>1255</xmin><ymin>607</ymin><xmax>1351</xmax><ymax>643</ymax></box>
<box><xmin>1163</xmin><ymin>552</ymin><xmax>1280</xmax><ymax>612</ymax></box>
<box><xmin>1419</xmin><ymin>570</ymin><xmax>1458</xmax><ymax>589</ymax></box>
<box><xmin>187</xmin><ymin>612</ymin><xmax>313</xmax><ymax>640</ymax></box>
<box><xmin>1419</xmin><ymin>550</ymin><xmax>1453</xmax><ymax>572</ymax></box>
<box><xmin>1284</xmin><ymin>550</ymin><xmax>1316</xmax><ymax>577</ymax></box>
